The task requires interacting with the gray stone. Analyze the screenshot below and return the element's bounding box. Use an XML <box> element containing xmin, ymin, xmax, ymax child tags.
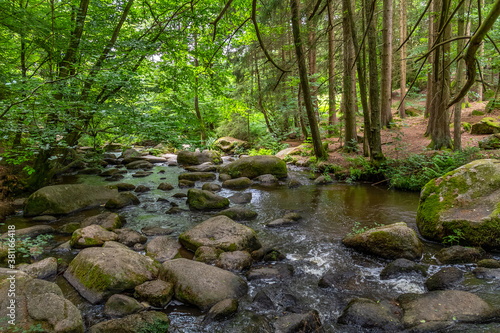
<box><xmin>274</xmin><ymin>310</ymin><xmax>322</xmax><ymax>333</ymax></box>
<box><xmin>114</xmin><ymin>228</ymin><xmax>147</xmax><ymax>246</ymax></box>
<box><xmin>157</xmin><ymin>182</ymin><xmax>174</xmax><ymax>191</ymax></box>
<box><xmin>217</xmin><ymin>251</ymin><xmax>252</xmax><ymax>271</ymax></box>
<box><xmin>134</xmin><ymin>185</ymin><xmax>150</xmax><ymax>193</ymax></box>
<box><xmin>222</xmin><ymin>177</ymin><xmax>252</xmax><ymax>189</ymax></box>
<box><xmin>266</xmin><ymin>218</ymin><xmax>296</xmax><ymax>228</ymax></box>
<box><xmin>186</xmin><ymin>189</ymin><xmax>229</xmax><ymax>210</ymax></box>
<box><xmin>194</xmin><ymin>246</ymin><xmax>223</xmax><ymax>264</ymax></box>
<box><xmin>70</xmin><ymin>225</ymin><xmax>118</xmax><ymax>248</ymax></box>
<box><xmin>247</xmin><ymin>264</ymin><xmax>294</xmax><ymax>281</ymax></box>
<box><xmin>81</xmin><ymin>212</ymin><xmax>122</xmax><ymax>231</ymax></box>
<box><xmin>125</xmin><ymin>160</ymin><xmax>153</xmax><ymax>170</ymax></box>
<box><xmin>473</xmin><ymin>267</ymin><xmax>500</xmax><ymax>280</ymax></box>
<box><xmin>89</xmin><ymin>311</ymin><xmax>170</xmax><ymax>333</ymax></box>
<box><xmin>425</xmin><ymin>267</ymin><xmax>464</xmax><ymax>291</ymax></box>
<box><xmin>20</xmin><ymin>257</ymin><xmax>58</xmax><ymax>280</ymax></box>
<box><xmin>338</xmin><ymin>298</ymin><xmax>402</xmax><ymax>331</ymax></box>
<box><xmin>185</xmin><ymin>162</ymin><xmax>218</xmax><ymax>172</ymax></box>
<box><xmin>228</xmin><ymin>192</ymin><xmax>252</xmax><ymax>204</ymax></box>
<box><xmin>134</xmin><ymin>280</ymin><xmax>174</xmax><ymax>308</ymax></box>
<box><xmin>435</xmin><ymin>246</ymin><xmax>484</xmax><ymax>264</ymax></box>
<box><xmin>202</xmin><ymin>182</ymin><xmax>222</xmax><ymax>192</ymax></box>
<box><xmin>146</xmin><ymin>236</ymin><xmax>181</xmax><ymax>263</ymax></box>
<box><xmin>380</xmin><ymin>258</ymin><xmax>428</xmax><ymax>280</ymax></box>
<box><xmin>204</xmin><ymin>299</ymin><xmax>239</xmax><ymax>323</ymax></box>
<box><xmin>105</xmin><ymin>192</ymin><xmax>140</xmax><ymax>209</ymax></box>
<box><xmin>32</xmin><ymin>215</ymin><xmax>57</xmax><ymax>222</ymax></box>
<box><xmin>141</xmin><ymin>226</ymin><xmax>173</xmax><ymax>236</ymax></box>
<box><xmin>217</xmin><ymin>207</ymin><xmax>258</xmax><ymax>221</ymax></box>
<box><xmin>104</xmin><ymin>294</ymin><xmax>144</xmax><ymax>318</ymax></box>
<box><xmin>178</xmin><ymin>172</ymin><xmax>217</xmax><ymax>182</ymax></box>
<box><xmin>178</xmin><ymin>179</ymin><xmax>195</xmax><ymax>188</ymax></box>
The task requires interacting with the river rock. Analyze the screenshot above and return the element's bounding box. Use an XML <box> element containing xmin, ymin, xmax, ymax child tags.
<box><xmin>179</xmin><ymin>215</ymin><xmax>261</xmax><ymax>252</ymax></box>
<box><xmin>479</xmin><ymin>133</ymin><xmax>500</xmax><ymax>149</ymax></box>
<box><xmin>134</xmin><ymin>280</ymin><xmax>174</xmax><ymax>308</ymax></box>
<box><xmin>57</xmin><ymin>222</ymin><xmax>80</xmax><ymax>234</ymax></box>
<box><xmin>178</xmin><ymin>172</ymin><xmax>217</xmax><ymax>182</ymax></box>
<box><xmin>160</xmin><ymin>258</ymin><xmax>248</xmax><ymax>310</ymax></box>
<box><xmin>214</xmin><ymin>137</ymin><xmax>249</xmax><ymax>154</ymax></box>
<box><xmin>416</xmin><ymin>159</ymin><xmax>500</xmax><ymax>249</ymax></box>
<box><xmin>102</xmin><ymin>241</ymin><xmax>129</xmax><ymax>250</ymax></box>
<box><xmin>251</xmin><ymin>247</ymin><xmax>285</xmax><ymax>262</ymax></box>
<box><xmin>141</xmin><ymin>226</ymin><xmax>173</xmax><ymax>236</ymax></box>
<box><xmin>217</xmin><ymin>251</ymin><xmax>252</xmax><ymax>271</ymax></box>
<box><xmin>121</xmin><ymin>148</ymin><xmax>141</xmax><ymax>159</ymax></box>
<box><xmin>114</xmin><ymin>183</ymin><xmax>136</xmax><ymax>191</ymax></box>
<box><xmin>470</xmin><ymin>117</ymin><xmax>500</xmax><ymax>134</ymax></box>
<box><xmin>219</xmin><ymin>173</ymin><xmax>232</xmax><ymax>182</ymax></box>
<box><xmin>220</xmin><ymin>155</ymin><xmax>287</xmax><ymax>179</ymax></box>
<box><xmin>89</xmin><ymin>311</ymin><xmax>170</xmax><ymax>333</ymax></box>
<box><xmin>287</xmin><ymin>178</ymin><xmax>302</xmax><ymax>188</ymax></box>
<box><xmin>104</xmin><ymin>294</ymin><xmax>144</xmax><ymax>318</ymax></box>
<box><xmin>254</xmin><ymin>174</ymin><xmax>278</xmax><ymax>186</ymax></box>
<box><xmin>274</xmin><ymin>310</ymin><xmax>322</xmax><ymax>333</ymax></box>
<box><xmin>282</xmin><ymin>212</ymin><xmax>302</xmax><ymax>221</ymax></box>
<box><xmin>32</xmin><ymin>215</ymin><xmax>57</xmax><ymax>222</ymax></box>
<box><xmin>478</xmin><ymin>258</ymin><xmax>500</xmax><ymax>268</ymax></box>
<box><xmin>157</xmin><ymin>182</ymin><xmax>174</xmax><ymax>191</ymax></box>
<box><xmin>220</xmin><ymin>310</ymin><xmax>273</xmax><ymax>333</ymax></box>
<box><xmin>177</xmin><ymin>150</ymin><xmax>222</xmax><ymax>165</ymax></box>
<box><xmin>146</xmin><ymin>236</ymin><xmax>181</xmax><ymax>263</ymax></box>
<box><xmin>425</xmin><ymin>266</ymin><xmax>464</xmax><ymax>291</ymax></box>
<box><xmin>185</xmin><ymin>162</ymin><xmax>218</xmax><ymax>172</ymax></box>
<box><xmin>114</xmin><ymin>228</ymin><xmax>147</xmax><ymax>246</ymax></box>
<box><xmin>194</xmin><ymin>246</ymin><xmax>224</xmax><ymax>264</ymax></box>
<box><xmin>20</xmin><ymin>257</ymin><xmax>58</xmax><ymax>280</ymax></box>
<box><xmin>70</xmin><ymin>225</ymin><xmax>118</xmax><ymax>248</ymax></box>
<box><xmin>398</xmin><ymin>290</ymin><xmax>497</xmax><ymax>329</ymax></box>
<box><xmin>125</xmin><ymin>160</ymin><xmax>153</xmax><ymax>170</ymax></box>
<box><xmin>134</xmin><ymin>185</ymin><xmax>150</xmax><ymax>193</ymax></box>
<box><xmin>131</xmin><ymin>171</ymin><xmax>152</xmax><ymax>178</ymax></box>
<box><xmin>222</xmin><ymin>177</ymin><xmax>252</xmax><ymax>189</ymax></box>
<box><xmin>64</xmin><ymin>246</ymin><xmax>160</xmax><ymax>304</ymax></box>
<box><xmin>217</xmin><ymin>207</ymin><xmax>258</xmax><ymax>221</ymax></box>
<box><xmin>2</xmin><ymin>225</ymin><xmax>56</xmax><ymax>239</ymax></box>
<box><xmin>473</xmin><ymin>267</ymin><xmax>500</xmax><ymax>280</ymax></box>
<box><xmin>342</xmin><ymin>222</ymin><xmax>423</xmax><ymax>260</ymax></box>
<box><xmin>318</xmin><ymin>270</ymin><xmax>362</xmax><ymax>290</ymax></box>
<box><xmin>228</xmin><ymin>192</ymin><xmax>252</xmax><ymax>204</ymax></box>
<box><xmin>79</xmin><ymin>167</ymin><xmax>102</xmax><ymax>175</ymax></box>
<box><xmin>24</xmin><ymin>184</ymin><xmax>118</xmax><ymax>217</ymax></box>
<box><xmin>435</xmin><ymin>245</ymin><xmax>484</xmax><ymax>264</ymax></box>
<box><xmin>204</xmin><ymin>299</ymin><xmax>239</xmax><ymax>323</ymax></box>
<box><xmin>337</xmin><ymin>298</ymin><xmax>402</xmax><ymax>331</ymax></box>
<box><xmin>186</xmin><ymin>189</ymin><xmax>229</xmax><ymax>210</ymax></box>
<box><xmin>247</xmin><ymin>264</ymin><xmax>294</xmax><ymax>281</ymax></box>
<box><xmin>101</xmin><ymin>168</ymin><xmax>125</xmax><ymax>177</ymax></box>
<box><xmin>142</xmin><ymin>155</ymin><xmax>167</xmax><ymax>164</ymax></box>
<box><xmin>81</xmin><ymin>212</ymin><xmax>122</xmax><ymax>231</ymax></box>
<box><xmin>380</xmin><ymin>258</ymin><xmax>428</xmax><ymax>280</ymax></box>
<box><xmin>178</xmin><ymin>179</ymin><xmax>195</xmax><ymax>188</ymax></box>
<box><xmin>266</xmin><ymin>218</ymin><xmax>296</xmax><ymax>228</ymax></box>
<box><xmin>105</xmin><ymin>192</ymin><xmax>140</xmax><ymax>209</ymax></box>
<box><xmin>202</xmin><ymin>182</ymin><xmax>222</xmax><ymax>192</ymax></box>
<box><xmin>0</xmin><ymin>271</ymin><xmax>84</xmax><ymax>333</ymax></box>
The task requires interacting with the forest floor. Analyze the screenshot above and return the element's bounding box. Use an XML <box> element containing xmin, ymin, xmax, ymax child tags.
<box><xmin>285</xmin><ymin>99</ymin><xmax>500</xmax><ymax>169</ymax></box>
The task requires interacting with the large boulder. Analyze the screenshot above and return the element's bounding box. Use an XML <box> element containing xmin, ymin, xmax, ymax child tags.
<box><xmin>177</xmin><ymin>150</ymin><xmax>222</xmax><ymax>165</ymax></box>
<box><xmin>134</xmin><ymin>280</ymin><xmax>174</xmax><ymax>308</ymax></box>
<box><xmin>216</xmin><ymin>207</ymin><xmax>258</xmax><ymax>221</ymax></box>
<box><xmin>160</xmin><ymin>258</ymin><xmax>248</xmax><ymax>310</ymax></box>
<box><xmin>145</xmin><ymin>236</ymin><xmax>181</xmax><ymax>263</ymax></box>
<box><xmin>24</xmin><ymin>184</ymin><xmax>118</xmax><ymax>217</ymax></box>
<box><xmin>416</xmin><ymin>159</ymin><xmax>500</xmax><ymax>249</ymax></box>
<box><xmin>342</xmin><ymin>222</ymin><xmax>423</xmax><ymax>260</ymax></box>
<box><xmin>105</xmin><ymin>192</ymin><xmax>140</xmax><ymax>209</ymax></box>
<box><xmin>398</xmin><ymin>290</ymin><xmax>497</xmax><ymax>330</ymax></box>
<box><xmin>222</xmin><ymin>177</ymin><xmax>252</xmax><ymax>189</ymax></box>
<box><xmin>220</xmin><ymin>155</ymin><xmax>287</xmax><ymax>179</ymax></box>
<box><xmin>179</xmin><ymin>215</ymin><xmax>261</xmax><ymax>253</ymax></box>
<box><xmin>186</xmin><ymin>189</ymin><xmax>229</xmax><ymax>210</ymax></box>
<box><xmin>338</xmin><ymin>298</ymin><xmax>402</xmax><ymax>331</ymax></box>
<box><xmin>64</xmin><ymin>247</ymin><xmax>160</xmax><ymax>304</ymax></box>
<box><xmin>70</xmin><ymin>225</ymin><xmax>118</xmax><ymax>248</ymax></box>
<box><xmin>81</xmin><ymin>212</ymin><xmax>122</xmax><ymax>231</ymax></box>
<box><xmin>214</xmin><ymin>137</ymin><xmax>249</xmax><ymax>154</ymax></box>
<box><xmin>178</xmin><ymin>172</ymin><xmax>217</xmax><ymax>182</ymax></box>
<box><xmin>470</xmin><ymin>117</ymin><xmax>500</xmax><ymax>134</ymax></box>
<box><xmin>104</xmin><ymin>294</ymin><xmax>145</xmax><ymax>318</ymax></box>
<box><xmin>0</xmin><ymin>269</ymin><xmax>84</xmax><ymax>333</ymax></box>
<box><xmin>89</xmin><ymin>311</ymin><xmax>170</xmax><ymax>333</ymax></box>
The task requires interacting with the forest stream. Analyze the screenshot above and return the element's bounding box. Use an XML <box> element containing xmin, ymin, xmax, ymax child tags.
<box><xmin>2</xmin><ymin>156</ymin><xmax>500</xmax><ymax>333</ymax></box>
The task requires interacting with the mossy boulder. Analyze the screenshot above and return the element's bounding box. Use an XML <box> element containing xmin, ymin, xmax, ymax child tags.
<box><xmin>179</xmin><ymin>215</ymin><xmax>261</xmax><ymax>253</ymax></box>
<box><xmin>220</xmin><ymin>155</ymin><xmax>287</xmax><ymax>179</ymax></box>
<box><xmin>104</xmin><ymin>192</ymin><xmax>140</xmax><ymax>209</ymax></box>
<box><xmin>186</xmin><ymin>189</ymin><xmax>229</xmax><ymax>210</ymax></box>
<box><xmin>338</xmin><ymin>298</ymin><xmax>403</xmax><ymax>331</ymax></box>
<box><xmin>434</xmin><ymin>245</ymin><xmax>484</xmax><ymax>264</ymax></box>
<box><xmin>472</xmin><ymin>109</ymin><xmax>485</xmax><ymax>116</ymax></box>
<box><xmin>64</xmin><ymin>247</ymin><xmax>160</xmax><ymax>304</ymax></box>
<box><xmin>425</xmin><ymin>267</ymin><xmax>464</xmax><ymax>291</ymax></box>
<box><xmin>178</xmin><ymin>172</ymin><xmax>217</xmax><ymax>182</ymax></box>
<box><xmin>24</xmin><ymin>184</ymin><xmax>118</xmax><ymax>217</ymax></box>
<box><xmin>214</xmin><ymin>137</ymin><xmax>250</xmax><ymax>154</ymax></box>
<box><xmin>380</xmin><ymin>258</ymin><xmax>428</xmax><ymax>280</ymax></box>
<box><xmin>274</xmin><ymin>310</ymin><xmax>322</xmax><ymax>333</ymax></box>
<box><xmin>145</xmin><ymin>236</ymin><xmax>182</xmax><ymax>263</ymax></box>
<box><xmin>134</xmin><ymin>280</ymin><xmax>174</xmax><ymax>308</ymax></box>
<box><xmin>160</xmin><ymin>258</ymin><xmax>248</xmax><ymax>310</ymax></box>
<box><xmin>204</xmin><ymin>299</ymin><xmax>239</xmax><ymax>323</ymax></box>
<box><xmin>479</xmin><ymin>133</ymin><xmax>500</xmax><ymax>149</ymax></box>
<box><xmin>81</xmin><ymin>212</ymin><xmax>122</xmax><ymax>231</ymax></box>
<box><xmin>470</xmin><ymin>117</ymin><xmax>500</xmax><ymax>134</ymax></box>
<box><xmin>104</xmin><ymin>294</ymin><xmax>144</xmax><ymax>318</ymax></box>
<box><xmin>222</xmin><ymin>177</ymin><xmax>252</xmax><ymax>189</ymax></box>
<box><xmin>177</xmin><ymin>150</ymin><xmax>222</xmax><ymax>165</ymax></box>
<box><xmin>216</xmin><ymin>207</ymin><xmax>258</xmax><ymax>221</ymax></box>
<box><xmin>0</xmin><ymin>270</ymin><xmax>84</xmax><ymax>333</ymax></box>
<box><xmin>416</xmin><ymin>159</ymin><xmax>500</xmax><ymax>249</ymax></box>
<box><xmin>89</xmin><ymin>311</ymin><xmax>170</xmax><ymax>333</ymax></box>
<box><xmin>342</xmin><ymin>222</ymin><xmax>423</xmax><ymax>260</ymax></box>
<box><xmin>70</xmin><ymin>225</ymin><xmax>118</xmax><ymax>249</ymax></box>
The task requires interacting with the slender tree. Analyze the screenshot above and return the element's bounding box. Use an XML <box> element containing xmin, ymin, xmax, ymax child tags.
<box><xmin>381</xmin><ymin>0</ymin><xmax>394</xmax><ymax>127</ymax></box>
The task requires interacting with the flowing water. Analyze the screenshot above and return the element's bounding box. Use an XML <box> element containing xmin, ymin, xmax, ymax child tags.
<box><xmin>4</xmin><ymin>161</ymin><xmax>500</xmax><ymax>332</ymax></box>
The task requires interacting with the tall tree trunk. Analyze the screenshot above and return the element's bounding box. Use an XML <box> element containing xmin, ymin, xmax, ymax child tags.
<box><xmin>297</xmin><ymin>85</ymin><xmax>309</xmax><ymax>139</ymax></box>
<box><xmin>290</xmin><ymin>0</ymin><xmax>324</xmax><ymax>158</ymax></box>
<box><xmin>381</xmin><ymin>0</ymin><xmax>393</xmax><ymax>127</ymax></box>
<box><xmin>399</xmin><ymin>0</ymin><xmax>407</xmax><ymax>118</ymax></box>
<box><xmin>194</xmin><ymin>33</ymin><xmax>206</xmax><ymax>144</ymax></box>
<box><xmin>425</xmin><ymin>0</ymin><xmax>434</xmax><ymax>119</ymax></box>
<box><xmin>464</xmin><ymin>12</ymin><xmax>471</xmax><ymax>104</ymax></box>
<box><xmin>342</xmin><ymin>0</ymin><xmax>357</xmax><ymax>151</ymax></box>
<box><xmin>366</xmin><ymin>0</ymin><xmax>384</xmax><ymax>161</ymax></box>
<box><xmin>255</xmin><ymin>58</ymin><xmax>274</xmax><ymax>134</ymax></box>
<box><xmin>478</xmin><ymin>0</ymin><xmax>485</xmax><ymax>101</ymax></box>
<box><xmin>308</xmin><ymin>16</ymin><xmax>319</xmax><ymax>121</ymax></box>
<box><xmin>328</xmin><ymin>0</ymin><xmax>337</xmax><ymax>136</ymax></box>
<box><xmin>453</xmin><ymin>0</ymin><xmax>467</xmax><ymax>151</ymax></box>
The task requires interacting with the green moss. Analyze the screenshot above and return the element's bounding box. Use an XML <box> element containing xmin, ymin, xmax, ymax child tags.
<box><xmin>226</xmin><ymin>243</ymin><xmax>238</xmax><ymax>252</ymax></box>
<box><xmin>70</xmin><ymin>259</ymin><xmax>116</xmax><ymax>292</ymax></box>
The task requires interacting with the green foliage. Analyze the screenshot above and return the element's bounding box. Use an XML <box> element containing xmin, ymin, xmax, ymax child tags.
<box><xmin>348</xmin><ymin>222</ymin><xmax>385</xmax><ymax>236</ymax></box>
<box><xmin>137</xmin><ymin>320</ymin><xmax>170</xmax><ymax>333</ymax></box>
<box><xmin>442</xmin><ymin>228</ymin><xmax>465</xmax><ymax>246</ymax></box>
<box><xmin>16</xmin><ymin>234</ymin><xmax>53</xmax><ymax>259</ymax></box>
<box><xmin>248</xmin><ymin>148</ymin><xmax>273</xmax><ymax>156</ymax></box>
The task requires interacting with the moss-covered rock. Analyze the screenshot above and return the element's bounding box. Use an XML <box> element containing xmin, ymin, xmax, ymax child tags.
<box><xmin>24</xmin><ymin>184</ymin><xmax>118</xmax><ymax>217</ymax></box>
<box><xmin>217</xmin><ymin>251</ymin><xmax>252</xmax><ymax>271</ymax></box>
<box><xmin>220</xmin><ymin>156</ymin><xmax>287</xmax><ymax>179</ymax></box>
<box><xmin>70</xmin><ymin>225</ymin><xmax>118</xmax><ymax>249</ymax></box>
<box><xmin>342</xmin><ymin>222</ymin><xmax>423</xmax><ymax>260</ymax></box>
<box><xmin>380</xmin><ymin>258</ymin><xmax>428</xmax><ymax>280</ymax></box>
<box><xmin>186</xmin><ymin>189</ymin><xmax>229</xmax><ymax>210</ymax></box>
<box><xmin>104</xmin><ymin>294</ymin><xmax>144</xmax><ymax>318</ymax></box>
<box><xmin>134</xmin><ymin>280</ymin><xmax>174</xmax><ymax>308</ymax></box>
<box><xmin>160</xmin><ymin>258</ymin><xmax>248</xmax><ymax>310</ymax></box>
<box><xmin>105</xmin><ymin>192</ymin><xmax>140</xmax><ymax>209</ymax></box>
<box><xmin>177</xmin><ymin>150</ymin><xmax>222</xmax><ymax>165</ymax></box>
<box><xmin>146</xmin><ymin>236</ymin><xmax>181</xmax><ymax>263</ymax></box>
<box><xmin>81</xmin><ymin>212</ymin><xmax>122</xmax><ymax>231</ymax></box>
<box><xmin>89</xmin><ymin>311</ymin><xmax>170</xmax><ymax>333</ymax></box>
<box><xmin>63</xmin><ymin>247</ymin><xmax>160</xmax><ymax>304</ymax></box>
<box><xmin>222</xmin><ymin>177</ymin><xmax>252</xmax><ymax>189</ymax></box>
<box><xmin>214</xmin><ymin>137</ymin><xmax>250</xmax><ymax>154</ymax></box>
<box><xmin>479</xmin><ymin>133</ymin><xmax>500</xmax><ymax>149</ymax></box>
<box><xmin>179</xmin><ymin>215</ymin><xmax>261</xmax><ymax>253</ymax></box>
<box><xmin>204</xmin><ymin>299</ymin><xmax>239</xmax><ymax>323</ymax></box>
<box><xmin>435</xmin><ymin>245</ymin><xmax>484</xmax><ymax>264</ymax></box>
<box><xmin>178</xmin><ymin>172</ymin><xmax>217</xmax><ymax>182</ymax></box>
<box><xmin>338</xmin><ymin>298</ymin><xmax>403</xmax><ymax>331</ymax></box>
<box><xmin>416</xmin><ymin>159</ymin><xmax>500</xmax><ymax>249</ymax></box>
<box><xmin>472</xmin><ymin>109</ymin><xmax>485</xmax><ymax>116</ymax></box>
<box><xmin>470</xmin><ymin>117</ymin><xmax>500</xmax><ymax>134</ymax></box>
<box><xmin>216</xmin><ymin>207</ymin><xmax>258</xmax><ymax>221</ymax></box>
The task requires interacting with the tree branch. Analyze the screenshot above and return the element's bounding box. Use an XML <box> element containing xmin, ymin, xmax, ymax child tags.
<box><xmin>211</xmin><ymin>0</ymin><xmax>234</xmax><ymax>41</ymax></box>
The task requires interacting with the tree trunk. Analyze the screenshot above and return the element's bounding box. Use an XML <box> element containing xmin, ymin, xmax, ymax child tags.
<box><xmin>399</xmin><ymin>0</ymin><xmax>407</xmax><ymax>118</ymax></box>
<box><xmin>425</xmin><ymin>0</ymin><xmax>434</xmax><ymax>119</ymax></box>
<box><xmin>381</xmin><ymin>0</ymin><xmax>393</xmax><ymax>127</ymax></box>
<box><xmin>328</xmin><ymin>0</ymin><xmax>337</xmax><ymax>136</ymax></box>
<box><xmin>290</xmin><ymin>0</ymin><xmax>324</xmax><ymax>158</ymax></box>
<box><xmin>453</xmin><ymin>0</ymin><xmax>467</xmax><ymax>151</ymax></box>
<box><xmin>478</xmin><ymin>0</ymin><xmax>485</xmax><ymax>101</ymax></box>
<box><xmin>193</xmin><ymin>33</ymin><xmax>206</xmax><ymax>144</ymax></box>
<box><xmin>342</xmin><ymin>0</ymin><xmax>357</xmax><ymax>151</ymax></box>
<box><xmin>366</xmin><ymin>0</ymin><xmax>384</xmax><ymax>161</ymax></box>
<box><xmin>308</xmin><ymin>16</ymin><xmax>319</xmax><ymax>121</ymax></box>
<box><xmin>255</xmin><ymin>58</ymin><xmax>274</xmax><ymax>134</ymax></box>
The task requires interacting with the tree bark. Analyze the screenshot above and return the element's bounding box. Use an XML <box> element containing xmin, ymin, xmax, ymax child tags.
<box><xmin>290</xmin><ymin>0</ymin><xmax>324</xmax><ymax>158</ymax></box>
<box><xmin>399</xmin><ymin>0</ymin><xmax>407</xmax><ymax>118</ymax></box>
<box><xmin>307</xmin><ymin>16</ymin><xmax>319</xmax><ymax>121</ymax></box>
<box><xmin>453</xmin><ymin>0</ymin><xmax>467</xmax><ymax>151</ymax></box>
<box><xmin>194</xmin><ymin>33</ymin><xmax>206</xmax><ymax>143</ymax></box>
<box><xmin>381</xmin><ymin>0</ymin><xmax>393</xmax><ymax>127</ymax></box>
<box><xmin>478</xmin><ymin>0</ymin><xmax>485</xmax><ymax>101</ymax></box>
<box><xmin>328</xmin><ymin>0</ymin><xmax>337</xmax><ymax>135</ymax></box>
<box><xmin>425</xmin><ymin>0</ymin><xmax>434</xmax><ymax>119</ymax></box>
<box><xmin>342</xmin><ymin>0</ymin><xmax>357</xmax><ymax>151</ymax></box>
